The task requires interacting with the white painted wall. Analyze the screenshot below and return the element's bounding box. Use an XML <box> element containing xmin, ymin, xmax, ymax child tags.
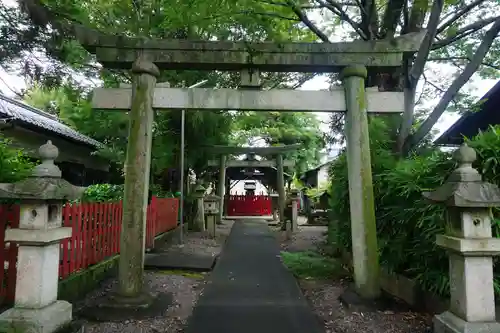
<box><xmin>317</xmin><ymin>164</ymin><xmax>330</xmax><ymax>187</ymax></box>
<box><xmin>230</xmin><ymin>180</ymin><xmax>269</xmax><ymax>195</ymax></box>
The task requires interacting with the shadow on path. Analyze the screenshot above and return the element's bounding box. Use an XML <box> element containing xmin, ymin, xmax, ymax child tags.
<box><xmin>184</xmin><ymin>219</ymin><xmax>325</xmax><ymax>333</ymax></box>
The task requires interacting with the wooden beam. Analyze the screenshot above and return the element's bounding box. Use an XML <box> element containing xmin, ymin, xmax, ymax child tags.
<box><xmin>74</xmin><ymin>26</ymin><xmax>425</xmax><ymax>72</ymax></box>
<box><xmin>92</xmin><ymin>87</ymin><xmax>404</xmax><ymax>113</ymax></box>
<box><xmin>207</xmin><ymin>160</ymin><xmax>295</xmax><ymax>168</ymax></box>
<box><xmin>207</xmin><ymin>145</ymin><xmax>301</xmax><ymax>155</ymax></box>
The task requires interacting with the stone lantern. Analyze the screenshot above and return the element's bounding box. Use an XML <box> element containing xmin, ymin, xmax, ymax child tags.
<box><xmin>423</xmin><ymin>143</ymin><xmax>500</xmax><ymax>333</ymax></box>
<box><xmin>204</xmin><ymin>195</ymin><xmax>220</xmax><ymax>237</ymax></box>
<box><xmin>284</xmin><ymin>189</ymin><xmax>300</xmax><ymax>239</ymax></box>
<box><xmin>193</xmin><ymin>184</ymin><xmax>206</xmax><ymax>231</ymax></box>
<box><xmin>0</xmin><ymin>141</ymin><xmax>85</xmax><ymax>333</ymax></box>
<box><xmin>269</xmin><ymin>193</ymin><xmax>279</xmax><ymax>221</ymax></box>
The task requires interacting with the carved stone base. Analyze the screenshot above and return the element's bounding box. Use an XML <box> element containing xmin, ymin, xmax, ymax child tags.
<box><xmin>80</xmin><ymin>291</ymin><xmax>172</xmax><ymax>322</ymax></box>
<box><xmin>0</xmin><ymin>300</ymin><xmax>72</xmax><ymax>333</ymax></box>
<box><xmin>434</xmin><ymin>311</ymin><xmax>500</xmax><ymax>333</ymax></box>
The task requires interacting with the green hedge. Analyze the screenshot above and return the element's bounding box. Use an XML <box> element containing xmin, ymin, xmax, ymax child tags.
<box><xmin>0</xmin><ymin>137</ymin><xmax>35</xmax><ymax>183</ymax></box>
<box><xmin>81</xmin><ymin>183</ymin><xmax>175</xmax><ymax>203</ymax></box>
<box><xmin>328</xmin><ymin>118</ymin><xmax>500</xmax><ymax>297</ymax></box>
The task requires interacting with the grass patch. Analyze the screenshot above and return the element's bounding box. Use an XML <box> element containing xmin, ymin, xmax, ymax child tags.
<box><xmin>281</xmin><ymin>250</ymin><xmax>345</xmax><ymax>280</ymax></box>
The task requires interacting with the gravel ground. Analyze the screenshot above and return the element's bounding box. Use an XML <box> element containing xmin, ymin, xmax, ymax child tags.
<box><xmin>74</xmin><ymin>220</ymin><xmax>235</xmax><ymax>333</ymax></box>
<box><xmin>274</xmin><ymin>219</ymin><xmax>433</xmax><ymax>333</ymax></box>
<box><xmin>275</xmin><ymin>224</ymin><xmax>327</xmax><ymax>252</ymax></box>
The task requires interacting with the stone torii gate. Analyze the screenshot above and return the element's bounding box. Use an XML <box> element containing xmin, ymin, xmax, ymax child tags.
<box><xmin>75</xmin><ymin>26</ymin><xmax>425</xmax><ymax>307</ymax></box>
<box><xmin>206</xmin><ymin>144</ymin><xmax>298</xmax><ymax>224</ymax></box>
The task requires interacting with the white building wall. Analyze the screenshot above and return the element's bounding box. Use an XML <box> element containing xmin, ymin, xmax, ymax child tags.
<box><xmin>316</xmin><ymin>165</ymin><xmax>330</xmax><ymax>187</ymax></box>
<box><xmin>230</xmin><ymin>180</ymin><xmax>269</xmax><ymax>195</ymax></box>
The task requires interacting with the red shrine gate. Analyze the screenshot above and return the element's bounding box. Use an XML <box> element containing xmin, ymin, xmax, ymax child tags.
<box><xmin>226</xmin><ymin>194</ymin><xmax>272</xmax><ymax>216</ymax></box>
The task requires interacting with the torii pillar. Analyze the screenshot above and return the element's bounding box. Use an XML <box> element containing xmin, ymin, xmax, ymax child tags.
<box><xmin>217</xmin><ymin>154</ymin><xmax>227</xmax><ymax>223</ymax></box>
<box><xmin>276</xmin><ymin>154</ymin><xmax>286</xmax><ymax>224</ymax></box>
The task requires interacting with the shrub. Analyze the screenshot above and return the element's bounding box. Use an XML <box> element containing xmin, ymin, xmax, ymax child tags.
<box><xmin>328</xmin><ymin>120</ymin><xmax>500</xmax><ymax>297</ymax></box>
<box><xmin>82</xmin><ymin>184</ymin><xmax>124</xmax><ymax>202</ymax></box>
<box><xmin>281</xmin><ymin>250</ymin><xmax>346</xmax><ymax>279</ymax></box>
<box><xmin>81</xmin><ymin>183</ymin><xmax>175</xmax><ymax>203</ymax></box>
<box><xmin>0</xmin><ymin>137</ymin><xmax>35</xmax><ymax>183</ymax></box>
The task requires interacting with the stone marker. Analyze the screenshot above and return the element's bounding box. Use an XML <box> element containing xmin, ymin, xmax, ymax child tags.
<box><xmin>0</xmin><ymin>141</ymin><xmax>85</xmax><ymax>333</ymax></box>
<box><xmin>290</xmin><ymin>189</ymin><xmax>300</xmax><ymax>232</ymax></box>
<box><xmin>423</xmin><ymin>143</ymin><xmax>500</xmax><ymax>333</ymax></box>
<box><xmin>193</xmin><ymin>184</ymin><xmax>206</xmax><ymax>232</ymax></box>
<box><xmin>204</xmin><ymin>195</ymin><xmax>220</xmax><ymax>238</ymax></box>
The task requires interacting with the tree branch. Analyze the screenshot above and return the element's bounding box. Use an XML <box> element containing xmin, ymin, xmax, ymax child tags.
<box><xmin>379</xmin><ymin>0</ymin><xmax>405</xmax><ymax>38</ymax></box>
<box><xmin>436</xmin><ymin>0</ymin><xmax>486</xmax><ymax>35</ymax></box>
<box><xmin>397</xmin><ymin>0</ymin><xmax>443</xmax><ymax>154</ymax></box>
<box><xmin>314</xmin><ymin>0</ymin><xmax>368</xmax><ymax>39</ymax></box>
<box><xmin>428</xmin><ymin>56</ymin><xmax>500</xmax><ymax>70</ymax></box>
<box><xmin>409</xmin><ymin>0</ymin><xmax>444</xmax><ymax>83</ymax></box>
<box><xmin>359</xmin><ymin>0</ymin><xmax>379</xmax><ymax>38</ymax></box>
<box><xmin>432</xmin><ymin>15</ymin><xmax>500</xmax><ymax>50</ymax></box>
<box><xmin>405</xmin><ymin>17</ymin><xmax>500</xmax><ymax>151</ymax></box>
<box><xmin>239</xmin><ymin>10</ymin><xmax>300</xmax><ymax>21</ymax></box>
<box><xmin>406</xmin><ymin>0</ymin><xmax>430</xmax><ymax>33</ymax></box>
<box><xmin>287</xmin><ymin>0</ymin><xmax>331</xmax><ymax>42</ymax></box>
<box><xmin>257</xmin><ymin>0</ymin><xmax>326</xmax><ymax>9</ymax></box>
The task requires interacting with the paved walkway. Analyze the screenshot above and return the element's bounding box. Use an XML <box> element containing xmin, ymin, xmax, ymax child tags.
<box><xmin>184</xmin><ymin>220</ymin><xmax>324</xmax><ymax>333</ymax></box>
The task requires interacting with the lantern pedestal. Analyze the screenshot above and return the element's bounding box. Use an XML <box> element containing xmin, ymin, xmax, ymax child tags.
<box><xmin>423</xmin><ymin>144</ymin><xmax>500</xmax><ymax>333</ymax></box>
<box><xmin>0</xmin><ymin>300</ymin><xmax>72</xmax><ymax>333</ymax></box>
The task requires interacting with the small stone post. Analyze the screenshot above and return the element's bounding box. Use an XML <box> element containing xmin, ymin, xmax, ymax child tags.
<box><xmin>193</xmin><ymin>184</ymin><xmax>206</xmax><ymax>231</ymax></box>
<box><xmin>290</xmin><ymin>189</ymin><xmax>300</xmax><ymax>231</ymax></box>
<box><xmin>342</xmin><ymin>65</ymin><xmax>380</xmax><ymax>299</ymax></box>
<box><xmin>118</xmin><ymin>56</ymin><xmax>159</xmax><ymax>303</ymax></box>
<box><xmin>204</xmin><ymin>195</ymin><xmax>220</xmax><ymax>238</ymax></box>
<box><xmin>423</xmin><ymin>144</ymin><xmax>500</xmax><ymax>333</ymax></box>
<box><xmin>217</xmin><ymin>155</ymin><xmax>226</xmax><ymax>224</ymax></box>
<box><xmin>0</xmin><ymin>141</ymin><xmax>85</xmax><ymax>333</ymax></box>
<box><xmin>276</xmin><ymin>154</ymin><xmax>286</xmax><ymax>228</ymax></box>
<box><xmin>270</xmin><ymin>193</ymin><xmax>279</xmax><ymax>221</ymax></box>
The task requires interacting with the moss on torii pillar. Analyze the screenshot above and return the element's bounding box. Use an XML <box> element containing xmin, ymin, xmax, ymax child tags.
<box><xmin>217</xmin><ymin>155</ymin><xmax>226</xmax><ymax>224</ymax></box>
<box><xmin>118</xmin><ymin>56</ymin><xmax>159</xmax><ymax>301</ymax></box>
<box><xmin>342</xmin><ymin>65</ymin><xmax>380</xmax><ymax>299</ymax></box>
<box><xmin>276</xmin><ymin>154</ymin><xmax>286</xmax><ymax>228</ymax></box>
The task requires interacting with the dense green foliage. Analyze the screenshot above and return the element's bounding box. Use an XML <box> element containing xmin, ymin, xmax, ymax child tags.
<box><xmin>81</xmin><ymin>183</ymin><xmax>176</xmax><ymax>202</ymax></box>
<box><xmin>81</xmin><ymin>184</ymin><xmax>124</xmax><ymax>202</ymax></box>
<box><xmin>0</xmin><ymin>137</ymin><xmax>35</xmax><ymax>183</ymax></box>
<box><xmin>328</xmin><ymin>119</ymin><xmax>500</xmax><ymax>297</ymax></box>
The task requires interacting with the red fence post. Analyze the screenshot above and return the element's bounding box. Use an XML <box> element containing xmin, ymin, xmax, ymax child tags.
<box><xmin>0</xmin><ymin>204</ymin><xmax>20</xmax><ymax>304</ymax></box>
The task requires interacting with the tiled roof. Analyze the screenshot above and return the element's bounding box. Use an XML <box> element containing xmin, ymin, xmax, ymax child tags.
<box><xmin>0</xmin><ymin>93</ymin><xmax>103</xmax><ymax>148</ymax></box>
<box><xmin>434</xmin><ymin>80</ymin><xmax>500</xmax><ymax>146</ymax></box>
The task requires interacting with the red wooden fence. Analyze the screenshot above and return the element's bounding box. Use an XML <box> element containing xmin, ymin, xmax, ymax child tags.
<box><xmin>0</xmin><ymin>205</ymin><xmax>19</xmax><ymax>306</ymax></box>
<box><xmin>0</xmin><ymin>196</ymin><xmax>179</xmax><ymax>305</ymax></box>
<box><xmin>226</xmin><ymin>195</ymin><xmax>272</xmax><ymax>216</ymax></box>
